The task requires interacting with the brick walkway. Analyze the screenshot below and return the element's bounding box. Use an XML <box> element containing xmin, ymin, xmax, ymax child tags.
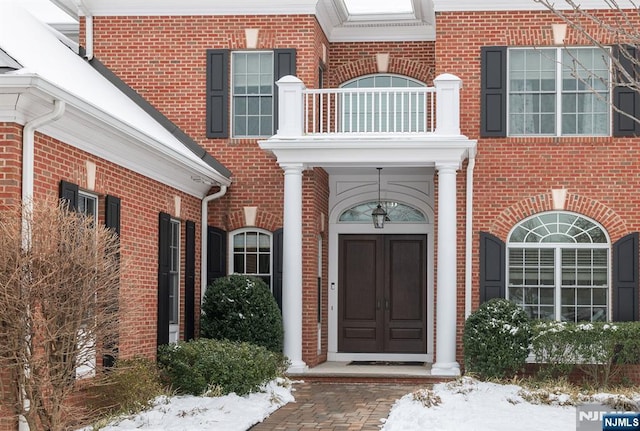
<box><xmin>249</xmin><ymin>381</ymin><xmax>425</xmax><ymax>431</ymax></box>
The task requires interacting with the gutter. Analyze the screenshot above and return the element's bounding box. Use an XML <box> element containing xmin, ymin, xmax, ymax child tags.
<box><xmin>19</xmin><ymin>99</ymin><xmax>65</xmax><ymax>431</ymax></box>
<box><xmin>201</xmin><ymin>186</ymin><xmax>228</xmax><ymax>302</ymax></box>
<box><xmin>464</xmin><ymin>149</ymin><xmax>476</xmax><ymax>318</ymax></box>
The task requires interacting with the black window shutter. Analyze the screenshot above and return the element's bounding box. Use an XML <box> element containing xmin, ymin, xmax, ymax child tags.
<box><xmin>479</xmin><ymin>232</ymin><xmax>506</xmax><ymax>303</ymax></box>
<box><xmin>104</xmin><ymin>195</ymin><xmax>121</xmax><ymax>237</ymax></box>
<box><xmin>480</xmin><ymin>46</ymin><xmax>507</xmax><ymax>137</ymax></box>
<box><xmin>184</xmin><ymin>220</ymin><xmax>196</xmax><ymax>341</ymax></box>
<box><xmin>206</xmin><ymin>49</ymin><xmax>229</xmax><ymax>138</ymax></box>
<box><xmin>613</xmin><ymin>45</ymin><xmax>640</xmax><ymax>137</ymax></box>
<box><xmin>272</xmin><ymin>228</ymin><xmax>284</xmax><ymax>311</ymax></box>
<box><xmin>613</xmin><ymin>232</ymin><xmax>639</xmax><ymax>321</ymax></box>
<box><xmin>59</xmin><ymin>180</ymin><xmax>79</xmax><ymax>211</ymax></box>
<box><xmin>273</xmin><ymin>49</ymin><xmax>297</xmax><ymax>134</ymax></box>
<box><xmin>157</xmin><ymin>212</ymin><xmax>171</xmax><ymax>346</ymax></box>
<box><xmin>103</xmin><ymin>195</ymin><xmax>121</xmax><ymax>367</ymax></box>
<box><xmin>206</xmin><ymin>226</ymin><xmax>227</xmax><ymax>287</ymax></box>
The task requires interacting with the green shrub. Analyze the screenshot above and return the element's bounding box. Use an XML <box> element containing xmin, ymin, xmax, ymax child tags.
<box><xmin>157</xmin><ymin>338</ymin><xmax>288</xmax><ymax>396</ymax></box>
<box><xmin>201</xmin><ymin>274</ymin><xmax>283</xmax><ymax>353</ymax></box>
<box><xmin>463</xmin><ymin>298</ymin><xmax>532</xmax><ymax>379</ymax></box>
<box><xmin>530</xmin><ymin>321</ymin><xmax>577</xmax><ymax>379</ymax></box>
<box><xmin>88</xmin><ymin>357</ymin><xmax>164</xmax><ymax>416</ymax></box>
<box><xmin>532</xmin><ymin>321</ymin><xmax>640</xmax><ymax>387</ymax></box>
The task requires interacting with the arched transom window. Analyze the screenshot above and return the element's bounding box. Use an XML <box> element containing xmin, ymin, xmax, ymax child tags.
<box><xmin>340</xmin><ymin>74</ymin><xmax>427</xmax><ymax>133</ymax></box>
<box><xmin>339</xmin><ymin>201</ymin><xmax>427</xmax><ymax>223</ymax></box>
<box><xmin>507</xmin><ymin>212</ymin><xmax>609</xmax><ymax>322</ymax></box>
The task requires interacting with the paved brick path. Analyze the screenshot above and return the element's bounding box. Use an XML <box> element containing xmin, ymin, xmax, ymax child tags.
<box><xmin>250</xmin><ymin>381</ymin><xmax>424</xmax><ymax>431</ymax></box>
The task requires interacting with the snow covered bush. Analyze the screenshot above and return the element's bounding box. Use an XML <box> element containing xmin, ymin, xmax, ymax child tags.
<box><xmin>532</xmin><ymin>321</ymin><xmax>640</xmax><ymax>387</ymax></box>
<box><xmin>201</xmin><ymin>274</ymin><xmax>284</xmax><ymax>353</ymax></box>
<box><xmin>157</xmin><ymin>338</ymin><xmax>288</xmax><ymax>396</ymax></box>
<box><xmin>463</xmin><ymin>298</ymin><xmax>532</xmax><ymax>379</ymax></box>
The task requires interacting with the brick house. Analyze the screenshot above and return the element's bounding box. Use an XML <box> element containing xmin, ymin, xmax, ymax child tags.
<box><xmin>2</xmin><ymin>0</ymin><xmax>639</xmax><ymax>421</ymax></box>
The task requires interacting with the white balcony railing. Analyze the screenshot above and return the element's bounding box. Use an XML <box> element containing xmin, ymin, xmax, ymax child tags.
<box><xmin>274</xmin><ymin>74</ymin><xmax>462</xmax><ymax>139</ymax></box>
<box><xmin>304</xmin><ymin>87</ymin><xmax>436</xmax><ymax>134</ymax></box>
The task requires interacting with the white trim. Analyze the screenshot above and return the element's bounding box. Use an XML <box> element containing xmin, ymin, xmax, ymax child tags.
<box><xmin>433</xmin><ymin>0</ymin><xmax>637</xmax><ymax>11</ymax></box>
<box><xmin>0</xmin><ymin>76</ymin><xmax>230</xmax><ymax>197</ymax></box>
<box><xmin>327</xmin><ymin>170</ymin><xmax>434</xmax><ymax>363</ymax></box>
<box><xmin>57</xmin><ymin>0</ymin><xmax>318</xmax><ymax>16</ymax></box>
<box><xmin>168</xmin><ymin>218</ymin><xmax>181</xmax><ymax>343</ymax></box>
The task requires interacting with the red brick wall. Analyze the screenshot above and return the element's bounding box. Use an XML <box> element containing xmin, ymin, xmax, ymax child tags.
<box><xmin>328</xmin><ymin>41</ymin><xmax>435</xmax><ymax>86</ymax></box>
<box><xmin>0</xmin><ymin>124</ymin><xmax>22</xmax><ymax>210</ymax></box>
<box><xmin>436</xmin><ymin>10</ymin><xmax>640</xmax><ymax>361</ymax></box>
<box><xmin>86</xmin><ymin>14</ymin><xmax>334</xmax><ymax>364</ymax></box>
<box><xmin>0</xmin><ymin>125</ymin><xmax>205</xmax><ymax>429</ymax></box>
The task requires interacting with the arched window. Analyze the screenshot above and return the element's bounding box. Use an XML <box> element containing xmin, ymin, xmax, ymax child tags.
<box><xmin>507</xmin><ymin>212</ymin><xmax>609</xmax><ymax>322</ymax></box>
<box><xmin>230</xmin><ymin>229</ymin><xmax>272</xmax><ymax>290</ymax></box>
<box><xmin>339</xmin><ymin>201</ymin><xmax>427</xmax><ymax>223</ymax></box>
<box><xmin>340</xmin><ymin>74</ymin><xmax>427</xmax><ymax>133</ymax></box>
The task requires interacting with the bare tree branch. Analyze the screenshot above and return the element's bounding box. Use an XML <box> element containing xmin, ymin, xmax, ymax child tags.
<box><xmin>0</xmin><ymin>199</ymin><xmax>127</xmax><ymax>431</ymax></box>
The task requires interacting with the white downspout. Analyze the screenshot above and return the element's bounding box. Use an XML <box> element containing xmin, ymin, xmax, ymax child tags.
<box><xmin>75</xmin><ymin>0</ymin><xmax>93</xmax><ymax>60</ymax></box>
<box><xmin>21</xmin><ymin>100</ymin><xmax>66</xmax><ymax>243</ymax></box>
<box><xmin>464</xmin><ymin>150</ymin><xmax>476</xmax><ymax>318</ymax></box>
<box><xmin>84</xmin><ymin>14</ymin><xmax>94</xmax><ymax>60</ymax></box>
<box><xmin>19</xmin><ymin>99</ymin><xmax>65</xmax><ymax>431</ymax></box>
<box><xmin>200</xmin><ymin>186</ymin><xmax>228</xmax><ymax>302</ymax></box>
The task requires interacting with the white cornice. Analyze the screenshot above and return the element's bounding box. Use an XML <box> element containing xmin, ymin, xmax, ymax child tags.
<box><xmin>55</xmin><ymin>0</ymin><xmax>436</xmax><ymax>42</ymax></box>
<box><xmin>433</xmin><ymin>0</ymin><xmax>638</xmax><ymax>11</ymax></box>
<box><xmin>0</xmin><ymin>74</ymin><xmax>231</xmax><ymax>197</ymax></box>
<box><xmin>55</xmin><ymin>0</ymin><xmax>318</xmax><ymax>17</ymax></box>
<box><xmin>259</xmin><ymin>135</ymin><xmax>476</xmax><ymax>169</ymax></box>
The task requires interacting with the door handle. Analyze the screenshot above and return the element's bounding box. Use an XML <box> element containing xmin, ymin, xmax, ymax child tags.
<box><xmin>376</xmin><ymin>299</ymin><xmax>381</xmax><ymax>310</ymax></box>
<box><xmin>385</xmin><ymin>299</ymin><xmax>389</xmax><ymax>310</ymax></box>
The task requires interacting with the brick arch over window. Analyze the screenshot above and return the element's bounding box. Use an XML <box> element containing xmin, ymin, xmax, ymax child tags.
<box><xmin>227</xmin><ymin>209</ymin><xmax>281</xmax><ymax>232</ymax></box>
<box><xmin>332</xmin><ymin>57</ymin><xmax>434</xmax><ymax>86</ymax></box>
<box><xmin>487</xmin><ymin>192</ymin><xmax>628</xmax><ymax>242</ymax></box>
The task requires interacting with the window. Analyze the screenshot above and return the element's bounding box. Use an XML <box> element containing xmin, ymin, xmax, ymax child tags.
<box><xmin>507</xmin><ymin>212</ymin><xmax>609</xmax><ymax>322</ymax></box>
<box><xmin>78</xmin><ymin>191</ymin><xmax>97</xmax><ymax>222</ymax></box>
<box><xmin>206</xmin><ymin>49</ymin><xmax>296</xmax><ymax>139</ymax></box>
<box><xmin>340</xmin><ymin>74</ymin><xmax>427</xmax><ymax>133</ymax></box>
<box><xmin>508</xmin><ymin>47</ymin><xmax>610</xmax><ymax>136</ymax></box>
<box><xmin>339</xmin><ymin>201</ymin><xmax>427</xmax><ymax>223</ymax></box>
<box><xmin>168</xmin><ymin>219</ymin><xmax>180</xmax><ymax>325</ymax></box>
<box><xmin>232</xmin><ymin>52</ymin><xmax>274</xmax><ymax>137</ymax></box>
<box><xmin>231</xmin><ymin>229</ymin><xmax>272</xmax><ymax>290</ymax></box>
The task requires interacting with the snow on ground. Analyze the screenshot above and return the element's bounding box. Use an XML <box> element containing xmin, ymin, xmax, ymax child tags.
<box><xmin>79</xmin><ymin>378</ymin><xmax>295</xmax><ymax>431</ymax></box>
<box><xmin>381</xmin><ymin>376</ymin><xmax>640</xmax><ymax>431</ymax></box>
<box><xmin>82</xmin><ymin>376</ymin><xmax>640</xmax><ymax>431</ymax></box>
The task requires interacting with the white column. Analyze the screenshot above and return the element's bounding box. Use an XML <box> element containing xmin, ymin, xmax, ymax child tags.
<box><xmin>432</xmin><ymin>162</ymin><xmax>461</xmax><ymax>376</ymax></box>
<box><xmin>281</xmin><ymin>163</ymin><xmax>307</xmax><ymax>373</ymax></box>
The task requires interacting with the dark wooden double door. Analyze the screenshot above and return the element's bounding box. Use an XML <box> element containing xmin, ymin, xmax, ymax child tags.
<box><xmin>338</xmin><ymin>234</ymin><xmax>427</xmax><ymax>354</ymax></box>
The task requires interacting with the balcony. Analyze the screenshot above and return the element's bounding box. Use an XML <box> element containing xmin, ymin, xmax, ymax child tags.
<box><xmin>273</xmin><ymin>73</ymin><xmax>463</xmax><ymax>139</ymax></box>
<box><xmin>259</xmin><ymin>73</ymin><xmax>475</xmax><ymax>169</ymax></box>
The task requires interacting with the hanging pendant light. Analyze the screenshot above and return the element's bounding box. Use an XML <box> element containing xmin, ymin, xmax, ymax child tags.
<box><xmin>372</xmin><ymin>167</ymin><xmax>387</xmax><ymax>229</ymax></box>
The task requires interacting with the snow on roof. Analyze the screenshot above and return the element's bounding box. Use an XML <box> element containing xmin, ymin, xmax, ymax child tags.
<box><xmin>0</xmin><ymin>3</ymin><xmax>230</xmax><ymax>184</ymax></box>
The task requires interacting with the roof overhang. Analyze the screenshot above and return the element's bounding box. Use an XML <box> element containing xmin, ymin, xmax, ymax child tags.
<box><xmin>432</xmin><ymin>0</ymin><xmax>638</xmax><ymax>11</ymax></box>
<box><xmin>52</xmin><ymin>0</ymin><xmax>435</xmax><ymax>42</ymax></box>
<box><xmin>0</xmin><ymin>74</ymin><xmax>231</xmax><ymax>197</ymax></box>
